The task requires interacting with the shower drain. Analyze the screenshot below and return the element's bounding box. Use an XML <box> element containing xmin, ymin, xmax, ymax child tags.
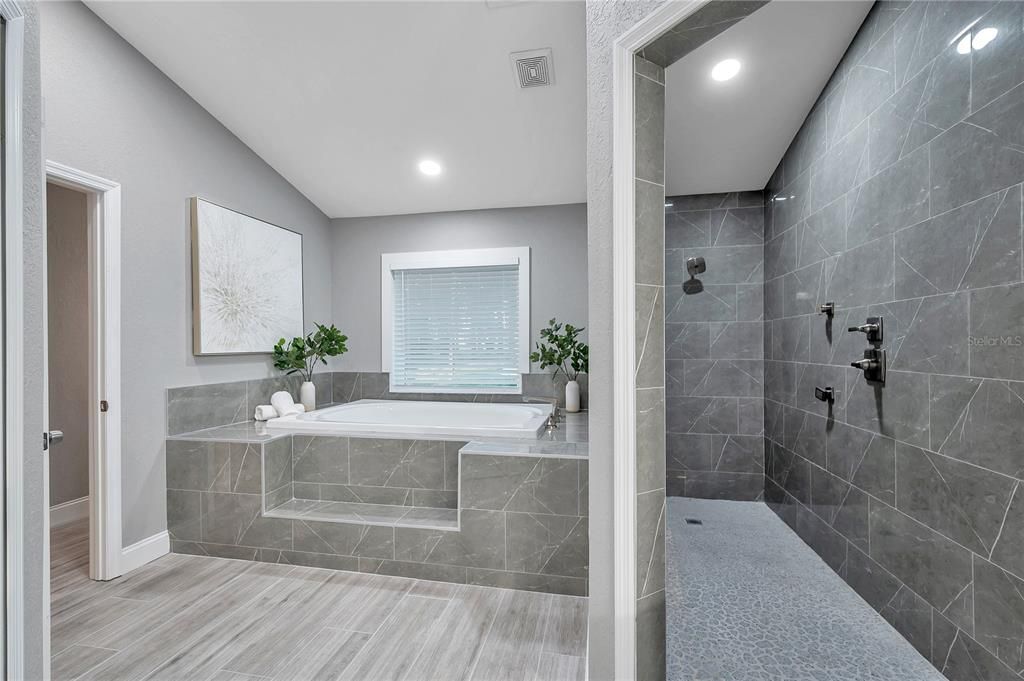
<box><xmin>684</xmin><ymin>518</ymin><xmax>703</xmax><ymax>525</ymax></box>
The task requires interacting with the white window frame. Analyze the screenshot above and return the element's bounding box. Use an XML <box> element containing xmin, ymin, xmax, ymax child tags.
<box><xmin>381</xmin><ymin>246</ymin><xmax>531</xmax><ymax>394</ymax></box>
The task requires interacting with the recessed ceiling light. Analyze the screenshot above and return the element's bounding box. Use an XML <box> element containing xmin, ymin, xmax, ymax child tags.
<box><xmin>955</xmin><ymin>26</ymin><xmax>997</xmax><ymax>54</ymax></box>
<box><xmin>711</xmin><ymin>58</ymin><xmax>741</xmax><ymax>82</ymax></box>
<box><xmin>956</xmin><ymin>33</ymin><xmax>972</xmax><ymax>54</ymax></box>
<box><xmin>418</xmin><ymin>159</ymin><xmax>442</xmax><ymax>176</ymax></box>
<box><xmin>972</xmin><ymin>27</ymin><xmax>998</xmax><ymax>50</ymax></box>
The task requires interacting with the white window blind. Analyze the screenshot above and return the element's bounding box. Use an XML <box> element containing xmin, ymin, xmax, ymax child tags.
<box><xmin>390</xmin><ymin>264</ymin><xmax>522</xmax><ymax>392</ymax></box>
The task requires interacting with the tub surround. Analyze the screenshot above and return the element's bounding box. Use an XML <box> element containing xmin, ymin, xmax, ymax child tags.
<box><xmin>167</xmin><ymin>371</ymin><xmax>588</xmax><ymax>437</ymax></box>
<box><xmin>166</xmin><ymin>410</ymin><xmax>589</xmax><ymax>596</ymax></box>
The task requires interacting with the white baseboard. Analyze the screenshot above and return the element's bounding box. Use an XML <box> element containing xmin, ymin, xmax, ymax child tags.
<box><xmin>50</xmin><ymin>496</ymin><xmax>89</xmax><ymax>527</ymax></box>
<box><xmin>120</xmin><ymin>531</ymin><xmax>170</xmax><ymax>574</ymax></box>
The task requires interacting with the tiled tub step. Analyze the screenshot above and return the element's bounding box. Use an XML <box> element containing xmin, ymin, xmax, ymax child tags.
<box><xmin>264</xmin><ymin>498</ymin><xmax>459</xmax><ymax>531</ymax></box>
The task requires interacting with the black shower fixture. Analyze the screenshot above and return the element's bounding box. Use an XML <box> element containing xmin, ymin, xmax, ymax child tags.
<box><xmin>851</xmin><ymin>347</ymin><xmax>886</xmax><ymax>384</ymax></box>
<box><xmin>848</xmin><ymin>316</ymin><xmax>883</xmax><ymax>344</ymax></box>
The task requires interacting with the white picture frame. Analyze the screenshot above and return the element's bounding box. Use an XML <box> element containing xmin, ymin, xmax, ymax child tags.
<box><xmin>190</xmin><ymin>197</ymin><xmax>304</xmax><ymax>355</ymax></box>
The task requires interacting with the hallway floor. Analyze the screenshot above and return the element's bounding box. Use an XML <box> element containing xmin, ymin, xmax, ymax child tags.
<box><xmin>666</xmin><ymin>498</ymin><xmax>945</xmax><ymax>681</ymax></box>
<box><xmin>50</xmin><ymin>519</ymin><xmax>587</xmax><ymax>681</ymax></box>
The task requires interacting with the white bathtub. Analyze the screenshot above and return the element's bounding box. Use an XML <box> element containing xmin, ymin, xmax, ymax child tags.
<box><xmin>266</xmin><ymin>399</ymin><xmax>554</xmax><ymax>439</ymax></box>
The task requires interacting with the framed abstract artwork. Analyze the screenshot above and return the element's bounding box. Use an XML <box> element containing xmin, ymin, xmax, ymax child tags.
<box><xmin>190</xmin><ymin>197</ymin><xmax>304</xmax><ymax>355</ymax></box>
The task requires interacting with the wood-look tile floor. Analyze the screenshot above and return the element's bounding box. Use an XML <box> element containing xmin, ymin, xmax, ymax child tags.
<box><xmin>51</xmin><ymin>519</ymin><xmax>587</xmax><ymax>681</ymax></box>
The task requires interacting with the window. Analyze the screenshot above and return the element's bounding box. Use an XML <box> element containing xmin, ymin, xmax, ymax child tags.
<box><xmin>381</xmin><ymin>247</ymin><xmax>530</xmax><ymax>394</ymax></box>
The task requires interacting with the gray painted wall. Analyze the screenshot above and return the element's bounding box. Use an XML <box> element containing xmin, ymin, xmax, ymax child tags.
<box><xmin>330</xmin><ymin>204</ymin><xmax>588</xmax><ymax>372</ymax></box>
<box><xmin>46</xmin><ymin>182</ymin><xmax>90</xmax><ymax>506</ymax></box>
<box><xmin>22</xmin><ymin>1</ymin><xmax>47</xmax><ymax>676</ymax></box>
<box><xmin>40</xmin><ymin>1</ymin><xmax>334</xmax><ymax>546</ymax></box>
<box><xmin>764</xmin><ymin>2</ymin><xmax>1024</xmax><ymax>679</ymax></box>
<box><xmin>664</xmin><ymin>191</ymin><xmax>765</xmax><ymax>501</ymax></box>
<box><xmin>586</xmin><ymin>2</ymin><xmax>666</xmax><ymax>678</ymax></box>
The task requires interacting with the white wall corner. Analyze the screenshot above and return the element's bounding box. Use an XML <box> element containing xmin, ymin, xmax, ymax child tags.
<box><xmin>119</xmin><ymin>531</ymin><xmax>170</xmax><ymax>574</ymax></box>
<box><xmin>49</xmin><ymin>496</ymin><xmax>89</xmax><ymax>527</ymax></box>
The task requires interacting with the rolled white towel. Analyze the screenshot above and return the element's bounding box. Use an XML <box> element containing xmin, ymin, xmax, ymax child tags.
<box><xmin>270</xmin><ymin>391</ymin><xmax>309</xmax><ymax>417</ymax></box>
<box><xmin>270</xmin><ymin>390</ymin><xmax>296</xmax><ymax>417</ymax></box>
<box><xmin>253</xmin><ymin>405</ymin><xmax>277</xmax><ymax>422</ymax></box>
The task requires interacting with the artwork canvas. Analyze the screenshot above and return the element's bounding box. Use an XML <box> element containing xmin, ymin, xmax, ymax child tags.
<box><xmin>190</xmin><ymin>198</ymin><xmax>304</xmax><ymax>355</ymax></box>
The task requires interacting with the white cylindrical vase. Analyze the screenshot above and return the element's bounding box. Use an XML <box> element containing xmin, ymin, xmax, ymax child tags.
<box><xmin>565</xmin><ymin>380</ymin><xmax>580</xmax><ymax>413</ymax></box>
<box><xmin>300</xmin><ymin>381</ymin><xmax>316</xmax><ymax>412</ymax></box>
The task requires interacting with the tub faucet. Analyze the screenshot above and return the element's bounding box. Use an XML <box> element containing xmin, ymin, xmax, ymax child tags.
<box><xmin>526</xmin><ymin>396</ymin><xmax>560</xmax><ymax>428</ymax></box>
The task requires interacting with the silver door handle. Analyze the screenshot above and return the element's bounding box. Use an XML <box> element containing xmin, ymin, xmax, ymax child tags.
<box><xmin>43</xmin><ymin>430</ymin><xmax>64</xmax><ymax>450</ymax></box>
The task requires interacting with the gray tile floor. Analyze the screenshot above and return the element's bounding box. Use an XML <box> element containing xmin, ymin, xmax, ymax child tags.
<box><xmin>666</xmin><ymin>498</ymin><xmax>945</xmax><ymax>681</ymax></box>
<box><xmin>51</xmin><ymin>519</ymin><xmax>586</xmax><ymax>680</ymax></box>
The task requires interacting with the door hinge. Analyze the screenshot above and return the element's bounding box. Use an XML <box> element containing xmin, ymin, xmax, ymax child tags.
<box><xmin>100</xmin><ymin>400</ymin><xmax>109</xmax><ymax>413</ymax></box>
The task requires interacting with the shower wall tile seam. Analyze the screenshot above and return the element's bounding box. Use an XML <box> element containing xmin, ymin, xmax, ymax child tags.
<box><xmin>770</xmin><ymin>441</ymin><xmax>1024</xmax><ymax>581</ymax></box>
<box><xmin>767</xmin><ymin>480</ymin><xmax>1024</xmax><ymax>681</ymax></box>
<box><xmin>773</xmin><ymin>125</ymin><xmax>1020</xmax><ymax>232</ymax></box>
<box><xmin>764</xmin><ymin>408</ymin><xmax>1024</xmax><ymax>487</ymax></box>
<box><xmin>764</xmin><ymin>354</ymin><xmax>1024</xmax><ymax>383</ymax></box>
<box><xmin>764</xmin><ymin>183</ymin><xmax>1024</xmax><ymax>268</ymax></box>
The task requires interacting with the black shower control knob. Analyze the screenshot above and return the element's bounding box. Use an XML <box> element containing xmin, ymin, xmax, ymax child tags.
<box><xmin>851</xmin><ymin>348</ymin><xmax>886</xmax><ymax>384</ymax></box>
<box><xmin>847</xmin><ymin>316</ymin><xmax>884</xmax><ymax>343</ymax></box>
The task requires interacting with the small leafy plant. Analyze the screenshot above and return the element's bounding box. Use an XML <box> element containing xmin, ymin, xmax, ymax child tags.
<box><xmin>530</xmin><ymin>318</ymin><xmax>589</xmax><ymax>382</ymax></box>
<box><xmin>273</xmin><ymin>323</ymin><xmax>348</xmax><ymax>382</ymax></box>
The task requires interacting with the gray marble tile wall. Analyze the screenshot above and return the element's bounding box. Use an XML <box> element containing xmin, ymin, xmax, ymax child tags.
<box><xmin>634</xmin><ymin>54</ymin><xmax>667</xmax><ymax>681</ymax></box>
<box><xmin>166</xmin><ymin>373</ymin><xmax>334</xmax><ymax>436</ymax></box>
<box><xmin>167</xmin><ymin>371</ymin><xmax>587</xmax><ymax>437</ymax></box>
<box><xmin>664</xmin><ymin>191</ymin><xmax>765</xmax><ymax>501</ymax></box>
<box><xmin>763</xmin><ymin>3</ymin><xmax>1024</xmax><ymax>680</ymax></box>
<box><xmin>166</xmin><ymin>436</ymin><xmax>588</xmax><ymax>596</ymax></box>
<box><xmin>288</xmin><ymin>436</ymin><xmax>464</xmax><ymax>510</ymax></box>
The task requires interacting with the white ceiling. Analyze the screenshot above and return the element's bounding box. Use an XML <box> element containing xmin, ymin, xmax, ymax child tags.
<box><xmin>86</xmin><ymin>0</ymin><xmax>872</xmax><ymax>216</ymax></box>
<box><xmin>665</xmin><ymin>0</ymin><xmax>872</xmax><ymax>197</ymax></box>
<box><xmin>85</xmin><ymin>1</ymin><xmax>587</xmax><ymax>218</ymax></box>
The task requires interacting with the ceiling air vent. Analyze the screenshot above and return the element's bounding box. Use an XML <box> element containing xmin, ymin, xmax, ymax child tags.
<box><xmin>510</xmin><ymin>48</ymin><xmax>554</xmax><ymax>88</ymax></box>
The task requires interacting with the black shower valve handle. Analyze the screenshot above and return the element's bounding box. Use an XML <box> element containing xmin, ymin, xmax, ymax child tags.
<box><xmin>847</xmin><ymin>316</ymin><xmax>884</xmax><ymax>343</ymax></box>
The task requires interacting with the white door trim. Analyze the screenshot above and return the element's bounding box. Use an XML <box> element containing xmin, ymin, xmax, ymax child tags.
<box><xmin>45</xmin><ymin>160</ymin><xmax>123</xmax><ymax>583</ymax></box>
<box><xmin>610</xmin><ymin>2</ymin><xmax>711</xmax><ymax>678</ymax></box>
<box><xmin>0</xmin><ymin>2</ymin><xmax>26</xmax><ymax>678</ymax></box>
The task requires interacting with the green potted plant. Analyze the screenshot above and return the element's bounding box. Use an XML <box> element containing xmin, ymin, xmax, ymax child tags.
<box><xmin>273</xmin><ymin>323</ymin><xmax>348</xmax><ymax>411</ymax></box>
<box><xmin>529</xmin><ymin>318</ymin><xmax>589</xmax><ymax>413</ymax></box>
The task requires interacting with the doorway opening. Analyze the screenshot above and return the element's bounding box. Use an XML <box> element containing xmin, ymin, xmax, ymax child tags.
<box><xmin>46</xmin><ymin>180</ymin><xmax>92</xmax><ymax>588</ymax></box>
<box><xmin>43</xmin><ymin>162</ymin><xmax>122</xmax><ymax>610</ymax></box>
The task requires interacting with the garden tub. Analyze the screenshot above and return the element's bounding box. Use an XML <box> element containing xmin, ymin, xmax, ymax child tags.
<box><xmin>266</xmin><ymin>399</ymin><xmax>553</xmax><ymax>440</ymax></box>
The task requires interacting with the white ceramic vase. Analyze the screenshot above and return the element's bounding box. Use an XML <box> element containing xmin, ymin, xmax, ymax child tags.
<box><xmin>565</xmin><ymin>379</ymin><xmax>580</xmax><ymax>413</ymax></box>
<box><xmin>299</xmin><ymin>381</ymin><xmax>316</xmax><ymax>412</ymax></box>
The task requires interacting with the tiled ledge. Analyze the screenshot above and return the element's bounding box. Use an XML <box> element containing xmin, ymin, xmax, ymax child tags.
<box><xmin>264</xmin><ymin>499</ymin><xmax>460</xmax><ymax>532</ymax></box>
<box><xmin>460</xmin><ymin>440</ymin><xmax>588</xmax><ymax>460</ymax></box>
<box><xmin>166</xmin><ymin>420</ymin><xmax>291</xmax><ymax>444</ymax></box>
